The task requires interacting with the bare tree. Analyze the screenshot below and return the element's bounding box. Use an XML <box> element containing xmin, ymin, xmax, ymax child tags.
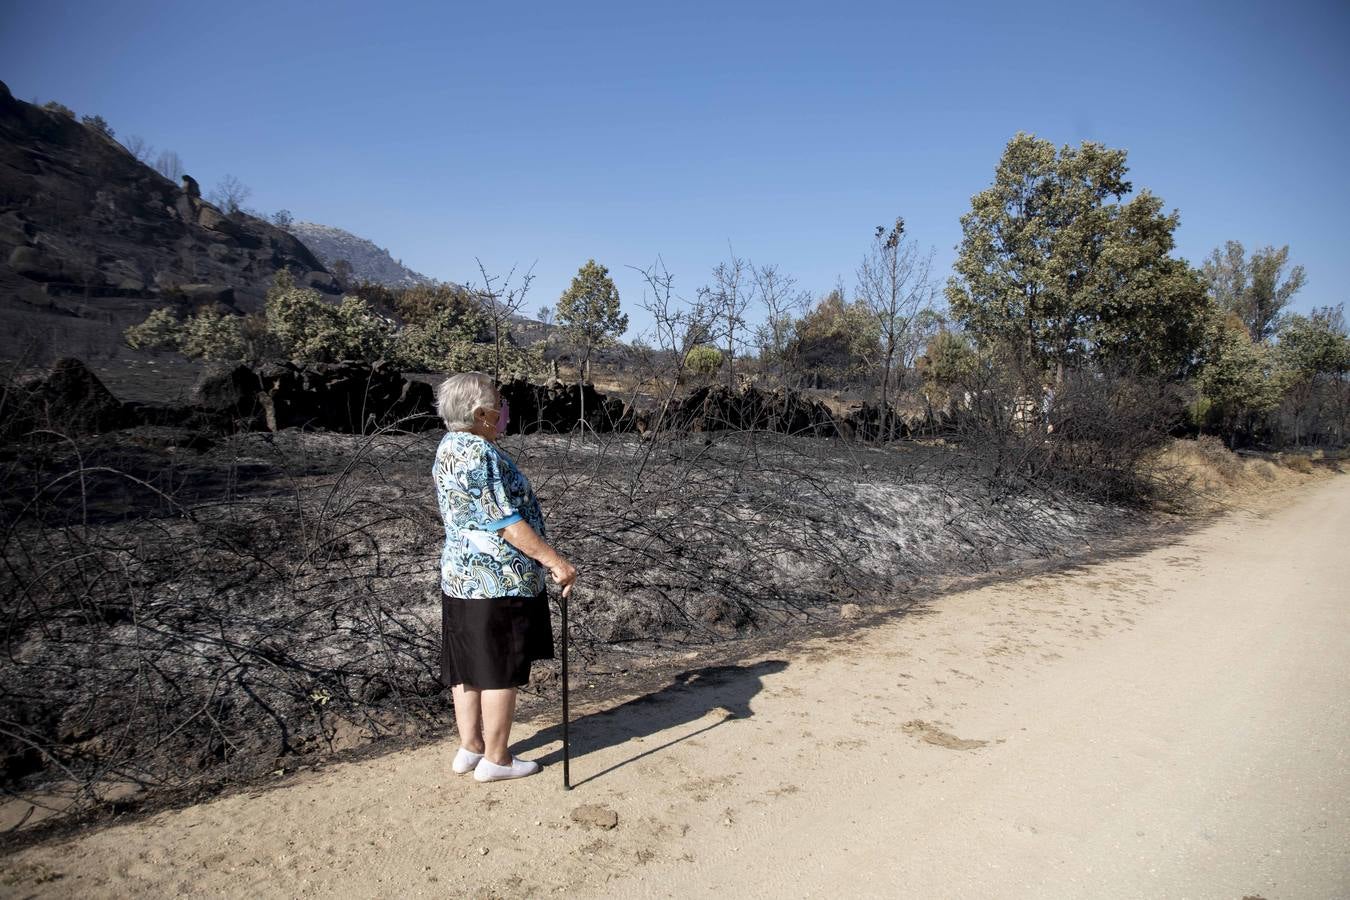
<box><xmin>209</xmin><ymin>174</ymin><xmax>252</xmax><ymax>215</ymax></box>
<box><xmin>702</xmin><ymin>248</ymin><xmax>755</xmax><ymax>390</ymax></box>
<box><xmin>153</xmin><ymin>150</ymin><xmax>185</xmax><ymax>181</ymax></box>
<box><xmin>856</xmin><ymin>217</ymin><xmax>936</xmax><ymax>439</ymax></box>
<box><xmin>122</xmin><ymin>135</ymin><xmax>153</xmax><ymax>163</ymax></box>
<box><xmin>753</xmin><ymin>264</ymin><xmax>811</xmax><ymax>389</ymax></box>
<box><xmin>630</xmin><ymin>256</ymin><xmax>716</xmax><ymax>440</ymax></box>
<box><xmin>472</xmin><ymin>259</ymin><xmax>534</xmax><ymax>383</ymax></box>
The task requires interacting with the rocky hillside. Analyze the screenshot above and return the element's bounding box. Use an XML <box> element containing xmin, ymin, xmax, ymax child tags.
<box><xmin>0</xmin><ymin>80</ymin><xmax>336</xmax><ymax>363</ymax></box>
<box><xmin>286</xmin><ymin>221</ymin><xmax>435</xmax><ymax>288</ymax></box>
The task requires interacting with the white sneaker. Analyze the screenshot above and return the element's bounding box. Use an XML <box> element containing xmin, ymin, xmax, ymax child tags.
<box><xmin>452</xmin><ymin>746</ymin><xmax>484</xmax><ymax>775</ymax></box>
<box><xmin>473</xmin><ymin>755</ymin><xmax>541</xmax><ymax>782</ymax></box>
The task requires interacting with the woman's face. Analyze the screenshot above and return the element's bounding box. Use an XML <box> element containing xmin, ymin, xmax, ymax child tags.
<box><xmin>476</xmin><ymin>392</ymin><xmax>507</xmax><ymax>440</ymax></box>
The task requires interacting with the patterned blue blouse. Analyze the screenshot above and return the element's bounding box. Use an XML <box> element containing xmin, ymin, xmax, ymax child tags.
<box><xmin>433</xmin><ymin>431</ymin><xmax>547</xmax><ymax>598</ymax></box>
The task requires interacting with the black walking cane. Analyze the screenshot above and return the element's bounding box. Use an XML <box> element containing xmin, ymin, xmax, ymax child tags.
<box><xmin>560</xmin><ymin>586</ymin><xmax>571</xmax><ymax>789</ymax></box>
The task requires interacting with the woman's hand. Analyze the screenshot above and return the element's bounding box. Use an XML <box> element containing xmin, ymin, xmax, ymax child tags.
<box><xmin>548</xmin><ymin>557</ymin><xmax>578</xmax><ymax>599</ymax></box>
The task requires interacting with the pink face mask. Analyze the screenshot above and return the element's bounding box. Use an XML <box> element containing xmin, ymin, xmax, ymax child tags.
<box><xmin>496</xmin><ymin>397</ymin><xmax>510</xmax><ymax>434</ymax></box>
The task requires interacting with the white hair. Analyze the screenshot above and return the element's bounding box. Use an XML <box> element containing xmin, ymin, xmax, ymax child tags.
<box><xmin>436</xmin><ymin>371</ymin><xmax>498</xmax><ymax>431</ymax></box>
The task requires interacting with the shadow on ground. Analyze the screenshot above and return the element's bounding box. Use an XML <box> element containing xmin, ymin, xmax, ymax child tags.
<box><xmin>511</xmin><ymin>659</ymin><xmax>789</xmax><ymax>787</ymax></box>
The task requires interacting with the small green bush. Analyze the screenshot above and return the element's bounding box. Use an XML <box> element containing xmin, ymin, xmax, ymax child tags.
<box><xmin>264</xmin><ymin>273</ymin><xmax>393</xmax><ymax>363</ymax></box>
<box><xmin>81</xmin><ymin>114</ymin><xmax>114</xmax><ymax>138</ymax></box>
<box><xmin>684</xmin><ymin>345</ymin><xmax>723</xmax><ymax>377</ymax></box>
<box><xmin>123</xmin><ymin>307</ymin><xmax>183</xmax><ymax>351</ymax></box>
<box><xmin>180</xmin><ymin>308</ymin><xmax>244</xmax><ymax>361</ymax></box>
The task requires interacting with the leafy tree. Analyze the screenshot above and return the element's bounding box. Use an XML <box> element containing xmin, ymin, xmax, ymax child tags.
<box><xmin>789</xmin><ymin>288</ymin><xmax>879</xmax><ymax>388</ymax></box>
<box><xmin>80</xmin><ymin>114</ymin><xmax>114</xmax><ymax>138</ymax></box>
<box><xmin>947</xmin><ymin>133</ymin><xmax>1209</xmax><ymax>382</ymax></box>
<box><xmin>1275</xmin><ymin>307</ymin><xmax>1350</xmax><ymax>444</ymax></box>
<box><xmin>1200</xmin><ymin>241</ymin><xmax>1306</xmax><ymax>343</ymax></box>
<box><xmin>271</xmin><ymin>209</ymin><xmax>294</xmax><ymax>230</ymax></box>
<box><xmin>1197</xmin><ymin>310</ymin><xmax>1284</xmax><ymax>445</ymax></box>
<box><xmin>557</xmin><ymin>259</ymin><xmax>627</xmax><ymax>383</ymax></box>
<box><xmin>42</xmin><ymin>101</ymin><xmax>75</xmax><ymax>117</ymax></box>
<box><xmin>916</xmin><ymin>329</ymin><xmax>979</xmax><ymax>394</ymax></box>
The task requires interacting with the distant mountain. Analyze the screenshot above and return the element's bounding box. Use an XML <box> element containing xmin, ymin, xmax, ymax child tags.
<box><xmin>286</xmin><ymin>222</ymin><xmax>436</xmax><ymax>289</ymax></box>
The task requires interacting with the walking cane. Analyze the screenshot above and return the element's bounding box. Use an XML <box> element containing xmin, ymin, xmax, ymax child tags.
<box><xmin>560</xmin><ymin>587</ymin><xmax>571</xmax><ymax>789</ymax></box>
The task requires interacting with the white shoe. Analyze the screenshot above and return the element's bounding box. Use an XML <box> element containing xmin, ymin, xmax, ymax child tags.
<box><xmin>473</xmin><ymin>755</ymin><xmax>541</xmax><ymax>782</ymax></box>
<box><xmin>452</xmin><ymin>747</ymin><xmax>484</xmax><ymax>774</ymax></box>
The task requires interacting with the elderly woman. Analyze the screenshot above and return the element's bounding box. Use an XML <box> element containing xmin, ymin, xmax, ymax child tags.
<box><xmin>432</xmin><ymin>372</ymin><xmax>577</xmax><ymax>782</ymax></box>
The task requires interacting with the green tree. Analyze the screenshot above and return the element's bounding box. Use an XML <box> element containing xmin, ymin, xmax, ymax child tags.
<box><xmin>947</xmin><ymin>133</ymin><xmax>1209</xmax><ymax>383</ymax></box>
<box><xmin>789</xmin><ymin>288</ymin><xmax>880</xmax><ymax>388</ymax></box>
<box><xmin>1275</xmin><ymin>307</ymin><xmax>1350</xmax><ymax>445</ymax></box>
<box><xmin>1197</xmin><ymin>310</ymin><xmax>1285</xmax><ymax>446</ymax></box>
<box><xmin>1200</xmin><ymin>241</ymin><xmax>1306</xmax><ymax>343</ymax></box>
<box><xmin>916</xmin><ymin>329</ymin><xmax>979</xmax><ymax>391</ymax></box>
<box><xmin>557</xmin><ymin>259</ymin><xmax>627</xmax><ymax>383</ymax></box>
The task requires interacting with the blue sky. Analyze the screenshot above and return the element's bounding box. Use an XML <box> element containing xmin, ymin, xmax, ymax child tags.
<box><xmin>3</xmin><ymin>0</ymin><xmax>1347</xmax><ymax>339</ymax></box>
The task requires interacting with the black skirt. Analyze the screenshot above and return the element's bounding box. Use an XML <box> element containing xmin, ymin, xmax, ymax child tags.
<box><xmin>440</xmin><ymin>590</ymin><xmax>555</xmax><ymax>689</ymax></box>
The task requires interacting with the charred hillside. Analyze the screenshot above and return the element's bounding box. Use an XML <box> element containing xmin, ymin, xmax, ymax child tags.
<box><xmin>0</xmin><ymin>80</ymin><xmax>335</xmax><ymax>363</ymax></box>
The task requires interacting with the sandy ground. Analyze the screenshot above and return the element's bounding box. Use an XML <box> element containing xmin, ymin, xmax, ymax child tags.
<box><xmin>3</xmin><ymin>475</ymin><xmax>1347</xmax><ymax>899</ymax></box>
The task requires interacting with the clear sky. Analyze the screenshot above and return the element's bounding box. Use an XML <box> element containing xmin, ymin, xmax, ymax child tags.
<box><xmin>3</xmin><ymin>0</ymin><xmax>1347</xmax><ymax>339</ymax></box>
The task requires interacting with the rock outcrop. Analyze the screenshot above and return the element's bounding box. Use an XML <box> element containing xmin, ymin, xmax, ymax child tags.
<box><xmin>2</xmin><ymin>357</ymin><xmax>128</xmax><ymax>441</ymax></box>
<box><xmin>188</xmin><ymin>361</ymin><xmax>438</xmax><ymax>433</ymax></box>
<box><xmin>0</xmin><ymin>80</ymin><xmax>335</xmax><ymax>357</ymax></box>
<box><xmin>498</xmin><ymin>378</ymin><xmax>634</xmax><ymax>434</ymax></box>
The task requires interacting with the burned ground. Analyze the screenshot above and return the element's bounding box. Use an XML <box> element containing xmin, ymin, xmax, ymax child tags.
<box><xmin>0</xmin><ymin>421</ymin><xmax>1139</xmax><ymax>836</ymax></box>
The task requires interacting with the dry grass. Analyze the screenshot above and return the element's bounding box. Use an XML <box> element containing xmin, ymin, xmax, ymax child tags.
<box><xmin>1143</xmin><ymin>436</ymin><xmax>1317</xmax><ymax>508</ymax></box>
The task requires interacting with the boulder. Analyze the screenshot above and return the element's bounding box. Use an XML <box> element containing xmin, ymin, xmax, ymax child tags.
<box><xmin>191</xmin><ymin>363</ymin><xmax>265</xmax><ymax>420</ymax></box>
<box><xmin>8</xmin><ymin>245</ymin><xmax>63</xmax><ymax>281</ymax></box>
<box><xmin>667</xmin><ymin>384</ymin><xmax>838</xmax><ymax>436</ymax></box>
<box><xmin>0</xmin><ymin>211</ymin><xmax>34</xmax><ymax>244</ymax></box>
<box><xmin>498</xmin><ymin>378</ymin><xmax>635</xmax><ymax>434</ymax></box>
<box><xmin>2</xmin><ymin>357</ymin><xmax>127</xmax><ymax>441</ymax></box>
<box><xmin>303</xmin><ymin>271</ymin><xmax>339</xmax><ymax>292</ymax></box>
<box><xmin>196</xmin><ymin>206</ymin><xmax>239</xmax><ymax>235</ymax></box>
<box><xmin>243</xmin><ymin>361</ymin><xmax>436</xmax><ymax>433</ymax></box>
<box><xmin>179</xmin><ymin>283</ymin><xmax>236</xmax><ymax>306</ymax></box>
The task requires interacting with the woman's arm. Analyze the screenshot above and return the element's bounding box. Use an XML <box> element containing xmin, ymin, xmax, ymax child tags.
<box><xmin>499</xmin><ymin>519</ymin><xmax>578</xmax><ymax>598</ymax></box>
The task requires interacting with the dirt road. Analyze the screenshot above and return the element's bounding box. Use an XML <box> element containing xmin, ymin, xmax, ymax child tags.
<box><xmin>4</xmin><ymin>475</ymin><xmax>1347</xmax><ymax>899</ymax></box>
